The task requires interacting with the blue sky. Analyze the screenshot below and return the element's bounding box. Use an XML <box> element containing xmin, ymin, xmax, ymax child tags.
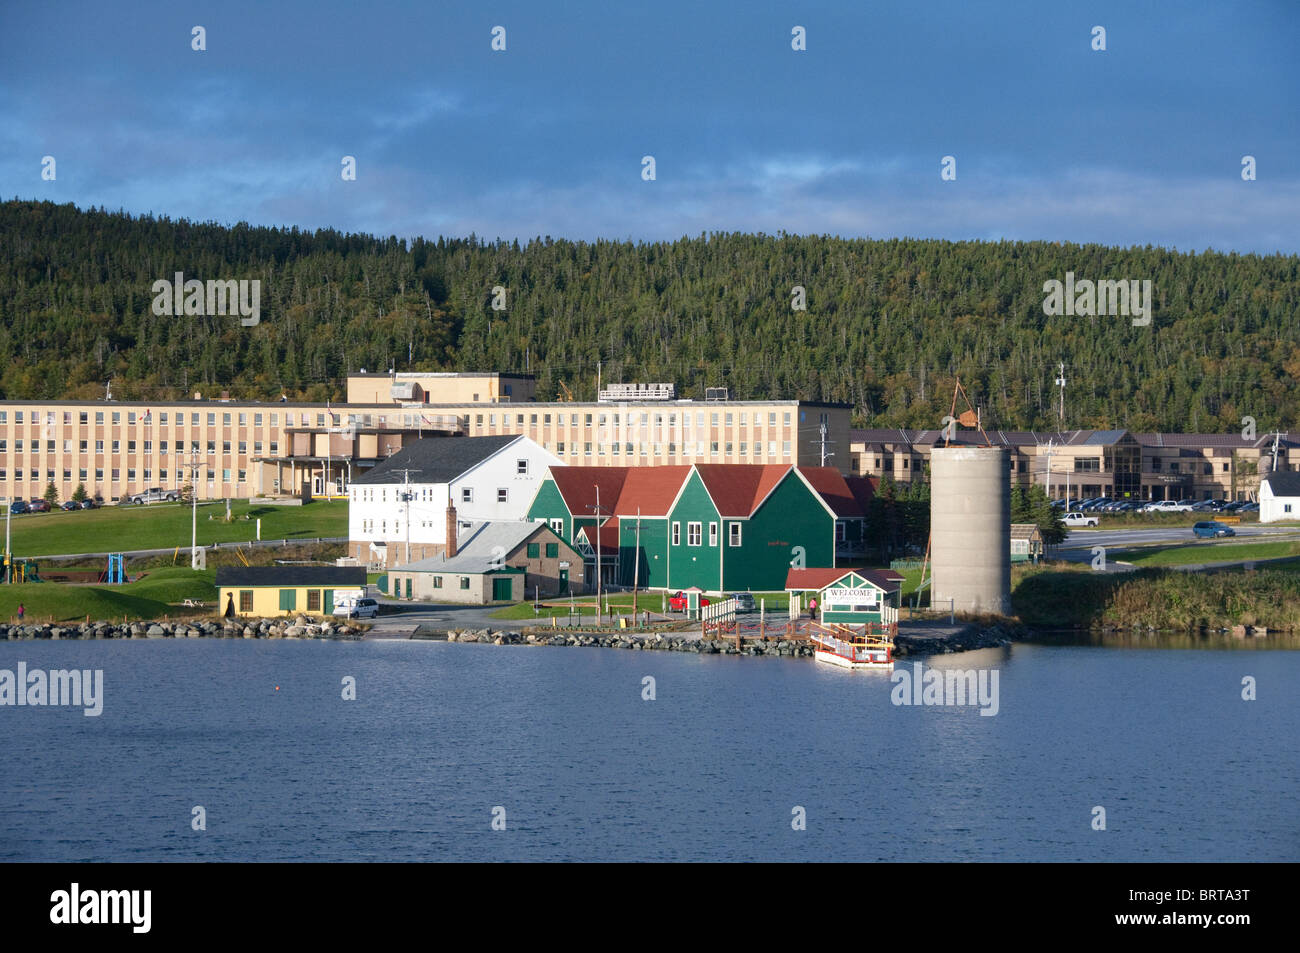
<box><xmin>1</xmin><ymin>0</ymin><xmax>1296</xmax><ymax>253</ymax></box>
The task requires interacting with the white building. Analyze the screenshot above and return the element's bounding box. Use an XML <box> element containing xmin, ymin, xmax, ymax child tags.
<box><xmin>348</xmin><ymin>435</ymin><xmax>562</xmax><ymax>567</ymax></box>
<box><xmin>1259</xmin><ymin>471</ymin><xmax>1300</xmax><ymax>523</ymax></box>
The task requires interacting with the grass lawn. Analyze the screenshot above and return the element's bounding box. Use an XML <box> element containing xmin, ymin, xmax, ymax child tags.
<box><xmin>1114</xmin><ymin>539</ymin><xmax>1300</xmax><ymax>568</ymax></box>
<box><xmin>0</xmin><ymin>566</ymin><xmax>218</xmax><ymax>623</ymax></box>
<box><xmin>5</xmin><ymin>500</ymin><xmax>348</xmax><ymax>558</ymax></box>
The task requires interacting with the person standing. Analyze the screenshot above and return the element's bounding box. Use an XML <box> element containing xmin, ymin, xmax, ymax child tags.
<box><xmin>17</xmin><ymin>603</ymin><xmax>25</xmax><ymax>622</ymax></box>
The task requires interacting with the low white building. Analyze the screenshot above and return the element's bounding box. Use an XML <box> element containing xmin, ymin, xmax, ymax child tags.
<box><xmin>348</xmin><ymin>435</ymin><xmax>562</xmax><ymax>567</ymax></box>
<box><xmin>1259</xmin><ymin>471</ymin><xmax>1300</xmax><ymax>523</ymax></box>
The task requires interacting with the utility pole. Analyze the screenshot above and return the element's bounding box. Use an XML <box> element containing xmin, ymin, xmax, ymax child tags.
<box><xmin>5</xmin><ymin>493</ymin><xmax>10</xmax><ymax>584</ymax></box>
<box><xmin>819</xmin><ymin>422</ymin><xmax>835</xmax><ymax>467</ymax></box>
<box><xmin>1044</xmin><ymin>439</ymin><xmax>1053</xmax><ymax>502</ymax></box>
<box><xmin>190</xmin><ymin>449</ymin><xmax>200</xmax><ymax>567</ymax></box>
<box><xmin>1054</xmin><ymin>362</ymin><xmax>1067</xmax><ymax>428</ymax></box>
<box><xmin>632</xmin><ymin>507</ymin><xmax>641</xmax><ymax>618</ymax></box>
<box><xmin>596</xmin><ymin>360</ymin><xmax>602</xmax><ymax>401</ymax></box>
<box><xmin>587</xmin><ymin>486</ymin><xmax>611</xmax><ymax>625</ymax></box>
<box><xmin>389</xmin><ymin>468</ymin><xmax>422</xmax><ymax>566</ymax></box>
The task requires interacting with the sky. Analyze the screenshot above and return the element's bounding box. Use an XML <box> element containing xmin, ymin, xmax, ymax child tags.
<box><xmin>1</xmin><ymin>0</ymin><xmax>1297</xmax><ymax>254</ymax></box>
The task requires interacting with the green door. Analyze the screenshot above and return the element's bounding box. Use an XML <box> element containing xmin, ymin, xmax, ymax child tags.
<box><xmin>405</xmin><ymin>578</ymin><xmax>412</xmax><ymax>599</ymax></box>
<box><xmin>323</xmin><ymin>589</ymin><xmax>334</xmax><ymax>615</ymax></box>
<box><xmin>558</xmin><ymin>568</ymin><xmax>568</xmax><ymax>594</ymax></box>
<box><xmin>492</xmin><ymin>577</ymin><xmax>513</xmax><ymax>601</ymax></box>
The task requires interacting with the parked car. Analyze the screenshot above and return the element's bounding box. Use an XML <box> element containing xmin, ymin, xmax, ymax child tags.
<box><xmin>1063</xmin><ymin>512</ymin><xmax>1099</xmax><ymax>527</ymax></box>
<box><xmin>79</xmin><ymin>499</ymin><xmax>98</xmax><ymax>509</ymax></box>
<box><xmin>26</xmin><ymin>499</ymin><xmax>51</xmax><ymax>513</ymax></box>
<box><xmin>1145</xmin><ymin>500</ymin><xmax>1193</xmax><ymax>513</ymax></box>
<box><xmin>1193</xmin><ymin>521</ymin><xmax>1236</xmax><ymax>538</ymax></box>
<box><xmin>8</xmin><ymin>501</ymin><xmax>29</xmax><ymax>515</ymax></box>
<box><xmin>128</xmin><ymin>487</ymin><xmax>180</xmax><ymax>505</ymax></box>
<box><xmin>1238</xmin><ymin>502</ymin><xmax>1259</xmax><ymax>513</ymax></box>
<box><xmin>333</xmin><ymin>598</ymin><xmax>380</xmax><ymax>619</ymax></box>
<box><xmin>669</xmin><ymin>591</ymin><xmax>711</xmax><ymax>611</ymax></box>
<box><xmin>59</xmin><ymin>500</ymin><xmax>80</xmax><ymax>511</ymax></box>
<box><xmin>728</xmin><ymin>592</ymin><xmax>757</xmax><ymax>613</ymax></box>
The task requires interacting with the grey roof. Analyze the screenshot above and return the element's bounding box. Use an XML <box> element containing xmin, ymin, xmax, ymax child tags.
<box><xmin>355</xmin><ymin>435</ymin><xmax>522</xmax><ymax>485</ymax></box>
<box><xmin>851</xmin><ymin>428</ymin><xmax>1295</xmax><ymax>452</ymax></box>
<box><xmin>1262</xmin><ymin>470</ymin><xmax>1300</xmax><ymax>497</ymax></box>
<box><xmin>397</xmin><ymin>520</ymin><xmax>551</xmax><ymax>574</ymax></box>
<box><xmin>215</xmin><ymin>566</ymin><xmax>366</xmax><ymax>587</ymax></box>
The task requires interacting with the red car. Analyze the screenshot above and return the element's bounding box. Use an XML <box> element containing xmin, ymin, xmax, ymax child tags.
<box><xmin>668</xmin><ymin>591</ymin><xmax>710</xmax><ymax>612</ymax></box>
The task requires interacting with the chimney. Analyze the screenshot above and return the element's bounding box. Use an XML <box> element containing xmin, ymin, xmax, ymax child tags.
<box><xmin>446</xmin><ymin>505</ymin><xmax>458</xmax><ymax>558</ymax></box>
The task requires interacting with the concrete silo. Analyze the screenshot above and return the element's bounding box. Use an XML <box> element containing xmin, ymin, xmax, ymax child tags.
<box><xmin>930</xmin><ymin>446</ymin><xmax>1011</xmax><ymax>615</ymax></box>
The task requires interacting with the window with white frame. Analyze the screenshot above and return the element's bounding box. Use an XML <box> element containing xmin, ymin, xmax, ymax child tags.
<box><xmin>687</xmin><ymin>522</ymin><xmax>702</xmax><ymax>546</ymax></box>
<box><xmin>729</xmin><ymin>523</ymin><xmax>742</xmax><ymax>546</ymax></box>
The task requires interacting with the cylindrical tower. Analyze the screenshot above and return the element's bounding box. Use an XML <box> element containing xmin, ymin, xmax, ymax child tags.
<box><xmin>930</xmin><ymin>446</ymin><xmax>1011</xmax><ymax>615</ymax></box>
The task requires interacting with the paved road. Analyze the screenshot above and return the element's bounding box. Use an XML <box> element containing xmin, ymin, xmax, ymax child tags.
<box><xmin>364</xmin><ymin>596</ymin><xmax>686</xmax><ymax>639</ymax></box>
<box><xmin>33</xmin><ymin>537</ymin><xmax>349</xmax><ymax>562</ymax></box>
<box><xmin>1051</xmin><ymin>523</ymin><xmax>1300</xmax><ymax>573</ymax></box>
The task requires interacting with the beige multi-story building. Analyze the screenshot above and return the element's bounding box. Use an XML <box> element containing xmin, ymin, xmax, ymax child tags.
<box><xmin>850</xmin><ymin>428</ymin><xmax>1300</xmax><ymax>502</ymax></box>
<box><xmin>344</xmin><ymin>371</ymin><xmax>536</xmax><ymax>405</ymax></box>
<box><xmin>0</xmin><ymin>372</ymin><xmax>853</xmax><ymax>504</ymax></box>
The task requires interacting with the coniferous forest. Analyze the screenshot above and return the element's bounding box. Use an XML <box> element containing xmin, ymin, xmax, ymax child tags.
<box><xmin>2</xmin><ymin>199</ymin><xmax>1297</xmax><ymax>433</ymax></box>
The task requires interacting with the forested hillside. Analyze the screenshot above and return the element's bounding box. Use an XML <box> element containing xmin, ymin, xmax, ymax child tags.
<box><xmin>2</xmin><ymin>199</ymin><xmax>1297</xmax><ymax>432</ymax></box>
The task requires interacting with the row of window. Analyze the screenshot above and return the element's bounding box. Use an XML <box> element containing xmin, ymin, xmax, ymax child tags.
<box><xmin>0</xmin><ymin>469</ymin><xmax>245</xmax><ymax>483</ymax></box>
<box><xmin>669</xmin><ymin>521</ymin><xmax>743</xmax><ymax>547</ymax></box>
<box><xmin>474</xmin><ymin>411</ymin><xmax>795</xmax><ymax>428</ymax></box>
<box><xmin>553</xmin><ymin>441</ymin><xmax>793</xmax><ymax>457</ymax></box>
<box><xmin>868</xmin><ymin>455</ymin><xmax>1240</xmax><ymax>476</ymax></box>
<box><xmin>0</xmin><ymin>410</ymin><xmax>309</xmax><ymax>428</ymax></box>
<box><xmin>0</xmin><ymin>440</ymin><xmax>277</xmax><ymax>455</ymax></box>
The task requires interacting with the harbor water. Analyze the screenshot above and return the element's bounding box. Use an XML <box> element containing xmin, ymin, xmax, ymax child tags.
<box><xmin>1</xmin><ymin>638</ymin><xmax>1296</xmax><ymax>862</ymax></box>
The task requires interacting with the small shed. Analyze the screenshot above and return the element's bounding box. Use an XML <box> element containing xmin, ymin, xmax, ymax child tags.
<box><xmin>1260</xmin><ymin>472</ymin><xmax>1300</xmax><ymax>523</ymax></box>
<box><xmin>215</xmin><ymin>566</ymin><xmax>368</xmax><ymax>618</ymax></box>
<box><xmin>1010</xmin><ymin>523</ymin><xmax>1044</xmax><ymax>563</ymax></box>
<box><xmin>784</xmin><ymin>567</ymin><xmax>904</xmax><ymax>624</ymax></box>
<box><xmin>386</xmin><ymin>521</ymin><xmax>580</xmax><ymax>604</ymax></box>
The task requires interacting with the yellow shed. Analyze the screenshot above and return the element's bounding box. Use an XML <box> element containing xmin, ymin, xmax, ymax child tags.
<box><xmin>214</xmin><ymin>566</ymin><xmax>369</xmax><ymax>618</ymax></box>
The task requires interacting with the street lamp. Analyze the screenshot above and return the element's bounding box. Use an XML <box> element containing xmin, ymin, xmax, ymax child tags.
<box><xmin>190</xmin><ymin>449</ymin><xmax>200</xmax><ymax>568</ymax></box>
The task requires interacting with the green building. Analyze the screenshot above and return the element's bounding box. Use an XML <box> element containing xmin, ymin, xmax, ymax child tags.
<box><xmin>785</xmin><ymin>567</ymin><xmax>903</xmax><ymax>625</ymax></box>
<box><xmin>526</xmin><ymin>464</ymin><xmax>870</xmax><ymax>594</ymax></box>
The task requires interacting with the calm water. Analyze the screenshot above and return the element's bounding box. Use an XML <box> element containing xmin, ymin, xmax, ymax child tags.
<box><xmin>1</xmin><ymin>639</ymin><xmax>1296</xmax><ymax>862</ymax></box>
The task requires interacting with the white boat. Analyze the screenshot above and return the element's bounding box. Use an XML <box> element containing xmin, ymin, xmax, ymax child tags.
<box><xmin>809</xmin><ymin>626</ymin><xmax>895</xmax><ymax>670</ymax></box>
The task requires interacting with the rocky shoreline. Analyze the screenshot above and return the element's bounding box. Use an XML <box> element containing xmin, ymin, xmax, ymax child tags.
<box><xmin>442</xmin><ymin>628</ymin><xmax>816</xmax><ymax>656</ymax></box>
<box><xmin>893</xmin><ymin>622</ymin><xmax>1023</xmax><ymax>656</ymax></box>
<box><xmin>0</xmin><ymin>616</ymin><xmax>364</xmax><ymax>640</ymax></box>
<box><xmin>435</xmin><ymin>621</ymin><xmax>1022</xmax><ymax>657</ymax></box>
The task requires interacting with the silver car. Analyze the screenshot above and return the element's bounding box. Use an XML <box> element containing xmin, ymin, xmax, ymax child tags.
<box><xmin>334</xmin><ymin>598</ymin><xmax>379</xmax><ymax>619</ymax></box>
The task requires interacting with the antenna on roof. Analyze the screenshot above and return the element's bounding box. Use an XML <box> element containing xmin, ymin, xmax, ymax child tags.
<box><xmin>1054</xmin><ymin>361</ymin><xmax>1067</xmax><ymax>428</ymax></box>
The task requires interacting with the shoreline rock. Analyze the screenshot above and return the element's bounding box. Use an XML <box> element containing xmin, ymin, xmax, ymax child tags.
<box><xmin>0</xmin><ymin>616</ymin><xmax>364</xmax><ymax>641</ymax></box>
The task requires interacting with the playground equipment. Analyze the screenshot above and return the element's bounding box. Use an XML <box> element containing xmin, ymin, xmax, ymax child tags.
<box><xmin>100</xmin><ymin>553</ymin><xmax>126</xmax><ymax>584</ymax></box>
<box><xmin>2</xmin><ymin>555</ymin><xmax>41</xmax><ymax>583</ymax></box>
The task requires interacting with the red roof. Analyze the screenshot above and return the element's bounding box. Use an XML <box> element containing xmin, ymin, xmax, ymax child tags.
<box><xmin>785</xmin><ymin>567</ymin><xmax>904</xmax><ymax>592</ymax></box>
<box><xmin>693</xmin><ymin>464</ymin><xmax>791</xmax><ymax>517</ymax></box>
<box><xmin>797</xmin><ymin>466</ymin><xmax>864</xmax><ymax>518</ymax></box>
<box><xmin>549</xmin><ymin>467</ymin><xmax>628</xmax><ymax>517</ymax></box>
<box><xmin>844</xmin><ymin>475</ymin><xmax>876</xmax><ymax>511</ymax></box>
<box><xmin>613</xmin><ymin>465</ymin><xmax>693</xmax><ymax>517</ymax></box>
<box><xmin>576</xmin><ymin>517</ymin><xmax>620</xmax><ymax>555</ymax></box>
